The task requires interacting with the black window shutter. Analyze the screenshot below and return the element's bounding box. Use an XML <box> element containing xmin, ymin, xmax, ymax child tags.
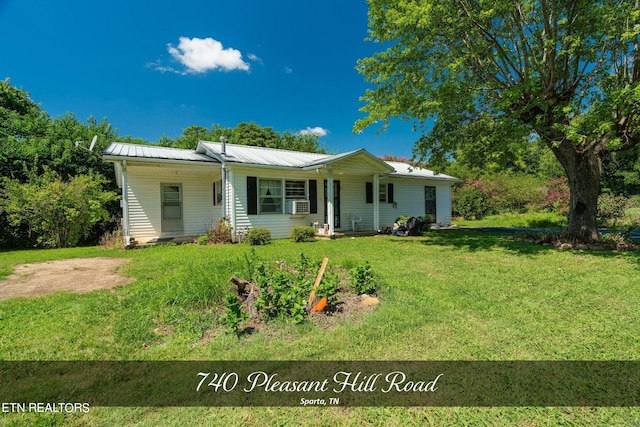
<box><xmin>212</xmin><ymin>182</ymin><xmax>217</xmax><ymax>206</ymax></box>
<box><xmin>388</xmin><ymin>183</ymin><xmax>394</xmax><ymax>204</ymax></box>
<box><xmin>309</xmin><ymin>179</ymin><xmax>317</xmax><ymax>213</ymax></box>
<box><xmin>366</xmin><ymin>182</ymin><xmax>373</xmax><ymax>204</ymax></box>
<box><xmin>247</xmin><ymin>176</ymin><xmax>257</xmax><ymax>215</ymax></box>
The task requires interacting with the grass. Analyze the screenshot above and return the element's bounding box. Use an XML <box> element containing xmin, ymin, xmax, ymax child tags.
<box><xmin>453</xmin><ymin>208</ymin><xmax>640</xmax><ymax>230</ymax></box>
<box><xmin>1</xmin><ymin>234</ymin><xmax>640</xmax><ymax>425</ymax></box>
<box><xmin>452</xmin><ymin>210</ymin><xmax>568</xmax><ymax>228</ymax></box>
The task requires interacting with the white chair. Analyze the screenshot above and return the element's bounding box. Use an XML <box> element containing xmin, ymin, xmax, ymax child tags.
<box><xmin>348</xmin><ymin>213</ymin><xmax>362</xmax><ymax>231</ymax></box>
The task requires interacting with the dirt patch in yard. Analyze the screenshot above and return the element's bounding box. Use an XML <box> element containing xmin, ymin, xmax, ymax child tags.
<box><xmin>0</xmin><ymin>257</ymin><xmax>133</xmax><ymax>300</ymax></box>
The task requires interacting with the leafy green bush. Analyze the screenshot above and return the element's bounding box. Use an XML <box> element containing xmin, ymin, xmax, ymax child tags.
<box><xmin>0</xmin><ymin>171</ymin><xmax>118</xmax><ymax>248</ymax></box>
<box><xmin>598</xmin><ymin>193</ymin><xmax>627</xmax><ymax>226</ymax></box>
<box><xmin>254</xmin><ymin>264</ymin><xmax>308</xmax><ymax>323</ymax></box>
<box><xmin>540</xmin><ymin>176</ymin><xmax>570</xmax><ymax>215</ymax></box>
<box><xmin>252</xmin><ymin>252</ymin><xmax>340</xmax><ymax>324</ymax></box>
<box><xmin>99</xmin><ymin>227</ymin><xmax>125</xmax><ymax>250</ymax></box>
<box><xmin>351</xmin><ymin>262</ymin><xmax>376</xmax><ymax>295</ymax></box>
<box><xmin>196</xmin><ymin>235</ymin><xmax>208</xmax><ymax>245</ymax></box>
<box><xmin>452</xmin><ymin>177</ymin><xmax>498</xmax><ymax>220</ymax></box>
<box><xmin>290</xmin><ymin>226</ymin><xmax>316</xmax><ymax>242</ymax></box>
<box><xmin>219</xmin><ymin>293</ymin><xmax>249</xmax><ymax>337</ymax></box>
<box><xmin>454</xmin><ymin>186</ymin><xmax>493</xmax><ymax>220</ymax></box>
<box><xmin>246</xmin><ymin>227</ymin><xmax>271</xmax><ymax>245</ymax></box>
<box><xmin>207</xmin><ymin>218</ymin><xmax>233</xmax><ymax>244</ymax></box>
<box><xmin>626</xmin><ymin>195</ymin><xmax>640</xmax><ymax>209</ymax></box>
<box><xmin>491</xmin><ymin>174</ymin><xmax>546</xmax><ymax>212</ymax></box>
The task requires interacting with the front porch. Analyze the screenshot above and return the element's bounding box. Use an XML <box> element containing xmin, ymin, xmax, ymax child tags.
<box><xmin>314</xmin><ymin>230</ymin><xmax>379</xmax><ymax>240</ymax></box>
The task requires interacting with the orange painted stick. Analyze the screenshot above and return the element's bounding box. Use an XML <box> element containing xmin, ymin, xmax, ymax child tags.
<box><xmin>311</xmin><ymin>297</ymin><xmax>327</xmax><ymax>313</ymax></box>
<box><xmin>307</xmin><ymin>257</ymin><xmax>329</xmax><ymax>309</ymax></box>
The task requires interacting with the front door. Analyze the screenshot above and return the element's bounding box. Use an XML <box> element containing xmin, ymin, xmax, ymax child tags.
<box><xmin>425</xmin><ymin>185</ymin><xmax>436</xmax><ymax>222</ymax></box>
<box><xmin>323</xmin><ymin>180</ymin><xmax>341</xmax><ymax>228</ymax></box>
<box><xmin>161</xmin><ymin>183</ymin><xmax>183</xmax><ymax>232</ymax></box>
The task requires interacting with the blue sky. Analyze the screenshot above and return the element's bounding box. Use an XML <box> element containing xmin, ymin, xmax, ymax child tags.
<box><xmin>0</xmin><ymin>0</ymin><xmax>422</xmax><ymax>157</ymax></box>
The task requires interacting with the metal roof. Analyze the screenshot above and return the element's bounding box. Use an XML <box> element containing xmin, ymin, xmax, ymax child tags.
<box><xmin>103</xmin><ymin>141</ymin><xmax>458</xmax><ymax>182</ymax></box>
<box><xmin>387</xmin><ymin>161</ymin><xmax>459</xmax><ymax>181</ymax></box>
<box><xmin>103</xmin><ymin>142</ymin><xmax>216</xmax><ymax>163</ymax></box>
<box><xmin>197</xmin><ymin>141</ymin><xmax>333</xmax><ymax>167</ymax></box>
<box><xmin>197</xmin><ymin>141</ymin><xmax>394</xmax><ymax>173</ymax></box>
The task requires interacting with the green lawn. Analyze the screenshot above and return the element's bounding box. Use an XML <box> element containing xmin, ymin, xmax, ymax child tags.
<box><xmin>1</xmin><ymin>233</ymin><xmax>639</xmax><ymax>426</ymax></box>
<box><xmin>452</xmin><ymin>211</ymin><xmax>568</xmax><ymax>228</ymax></box>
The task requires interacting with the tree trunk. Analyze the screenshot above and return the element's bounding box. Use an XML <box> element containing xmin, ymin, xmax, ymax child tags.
<box><xmin>552</xmin><ymin>142</ymin><xmax>602</xmax><ymax>242</ymax></box>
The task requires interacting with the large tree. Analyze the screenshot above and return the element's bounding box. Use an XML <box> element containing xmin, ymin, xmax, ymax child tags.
<box><xmin>159</xmin><ymin>122</ymin><xmax>325</xmax><ymax>153</ymax></box>
<box><xmin>356</xmin><ymin>0</ymin><xmax>640</xmax><ymax>241</ymax></box>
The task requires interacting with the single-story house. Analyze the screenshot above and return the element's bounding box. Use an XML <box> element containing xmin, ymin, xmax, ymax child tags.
<box><xmin>102</xmin><ymin>140</ymin><xmax>459</xmax><ymax>245</ymax></box>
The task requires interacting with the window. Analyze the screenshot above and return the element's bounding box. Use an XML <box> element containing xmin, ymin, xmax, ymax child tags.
<box><xmin>213</xmin><ymin>180</ymin><xmax>222</xmax><ymax>206</ymax></box>
<box><xmin>161</xmin><ymin>183</ymin><xmax>183</xmax><ymax>232</ymax></box>
<box><xmin>285</xmin><ymin>180</ymin><xmax>306</xmax><ymax>199</ymax></box>
<box><xmin>379</xmin><ymin>183</ymin><xmax>387</xmax><ymax>203</ymax></box>
<box><xmin>425</xmin><ymin>186</ymin><xmax>436</xmax><ymax>221</ymax></box>
<box><xmin>248</xmin><ymin>177</ymin><xmax>313</xmax><ymax>215</ymax></box>
<box><xmin>259</xmin><ymin>179</ymin><xmax>283</xmax><ymax>214</ymax></box>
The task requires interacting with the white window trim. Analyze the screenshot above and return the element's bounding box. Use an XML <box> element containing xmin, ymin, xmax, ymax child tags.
<box><xmin>257</xmin><ymin>178</ymin><xmax>309</xmax><ymax>215</ymax></box>
<box><xmin>379</xmin><ymin>183</ymin><xmax>387</xmax><ymax>203</ymax></box>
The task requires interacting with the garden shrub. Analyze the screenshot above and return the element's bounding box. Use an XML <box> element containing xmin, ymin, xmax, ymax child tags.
<box><xmin>598</xmin><ymin>193</ymin><xmax>627</xmax><ymax>226</ymax></box>
<box><xmin>626</xmin><ymin>195</ymin><xmax>640</xmax><ymax>209</ymax></box>
<box><xmin>0</xmin><ymin>171</ymin><xmax>118</xmax><ymax>248</ymax></box>
<box><xmin>491</xmin><ymin>174</ymin><xmax>546</xmax><ymax>212</ymax></box>
<box><xmin>99</xmin><ymin>227</ymin><xmax>125</xmax><ymax>250</ymax></box>
<box><xmin>453</xmin><ymin>177</ymin><xmax>497</xmax><ymax>220</ymax></box>
<box><xmin>540</xmin><ymin>176</ymin><xmax>570</xmax><ymax>215</ymax></box>
<box><xmin>290</xmin><ymin>226</ymin><xmax>316</xmax><ymax>242</ymax></box>
<box><xmin>246</xmin><ymin>227</ymin><xmax>271</xmax><ymax>245</ymax></box>
<box><xmin>251</xmin><ymin>252</ymin><xmax>341</xmax><ymax>324</ymax></box>
<box><xmin>219</xmin><ymin>293</ymin><xmax>249</xmax><ymax>337</ymax></box>
<box><xmin>196</xmin><ymin>234</ymin><xmax>208</xmax><ymax>245</ymax></box>
<box><xmin>351</xmin><ymin>261</ymin><xmax>376</xmax><ymax>295</ymax></box>
<box><xmin>207</xmin><ymin>218</ymin><xmax>233</xmax><ymax>244</ymax></box>
<box><xmin>454</xmin><ymin>186</ymin><xmax>493</xmax><ymax>219</ymax></box>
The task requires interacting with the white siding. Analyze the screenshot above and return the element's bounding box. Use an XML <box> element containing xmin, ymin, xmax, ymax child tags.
<box><xmin>337</xmin><ymin>177</ymin><xmax>373</xmax><ymax>231</ymax></box>
<box><xmin>228</xmin><ymin>167</ymin><xmax>454</xmax><ymax>237</ymax></box>
<box><xmin>122</xmin><ymin>163</ymin><xmax>453</xmax><ymax>243</ymax></box>
<box><xmin>126</xmin><ymin>164</ymin><xmax>217</xmax><ymax>244</ymax></box>
<box><xmin>230</xmin><ymin>166</ymin><xmax>325</xmax><ymax>239</ymax></box>
<box><xmin>378</xmin><ymin>178</ymin><xmax>453</xmax><ymax>228</ymax></box>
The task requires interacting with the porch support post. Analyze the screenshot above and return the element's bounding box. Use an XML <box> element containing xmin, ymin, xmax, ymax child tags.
<box><xmin>121</xmin><ymin>160</ymin><xmax>131</xmax><ymax>247</ymax></box>
<box><xmin>327</xmin><ymin>172</ymin><xmax>335</xmax><ymax>236</ymax></box>
<box><xmin>221</xmin><ymin>164</ymin><xmax>227</xmax><ymax>220</ymax></box>
<box><xmin>373</xmin><ymin>173</ymin><xmax>380</xmax><ymax>231</ymax></box>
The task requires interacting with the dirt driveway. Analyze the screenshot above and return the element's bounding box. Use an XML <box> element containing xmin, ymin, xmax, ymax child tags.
<box><xmin>0</xmin><ymin>257</ymin><xmax>133</xmax><ymax>300</ymax></box>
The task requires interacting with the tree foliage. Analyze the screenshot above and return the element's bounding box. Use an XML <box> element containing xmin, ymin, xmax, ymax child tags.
<box><xmin>357</xmin><ymin>0</ymin><xmax>640</xmax><ymax>241</ymax></box>
<box><xmin>0</xmin><ymin>80</ymin><xmax>121</xmax><ymax>248</ymax></box>
<box><xmin>0</xmin><ymin>171</ymin><xmax>119</xmax><ymax>248</ymax></box>
<box><xmin>159</xmin><ymin>122</ymin><xmax>326</xmax><ymax>153</ymax></box>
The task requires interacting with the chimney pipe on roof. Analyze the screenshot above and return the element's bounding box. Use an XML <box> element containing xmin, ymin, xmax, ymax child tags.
<box><xmin>220</xmin><ymin>136</ymin><xmax>227</xmax><ymax>155</ymax></box>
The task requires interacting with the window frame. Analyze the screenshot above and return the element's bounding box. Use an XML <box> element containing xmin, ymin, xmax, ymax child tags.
<box><xmin>258</xmin><ymin>178</ymin><xmax>284</xmax><ymax>214</ymax></box>
<box><xmin>379</xmin><ymin>183</ymin><xmax>387</xmax><ymax>203</ymax></box>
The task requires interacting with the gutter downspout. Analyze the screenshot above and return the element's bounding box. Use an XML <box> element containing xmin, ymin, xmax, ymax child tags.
<box><xmin>121</xmin><ymin>160</ymin><xmax>131</xmax><ymax>247</ymax></box>
<box><xmin>373</xmin><ymin>173</ymin><xmax>380</xmax><ymax>232</ymax></box>
<box><xmin>219</xmin><ymin>137</ymin><xmax>236</xmax><ymax>240</ymax></box>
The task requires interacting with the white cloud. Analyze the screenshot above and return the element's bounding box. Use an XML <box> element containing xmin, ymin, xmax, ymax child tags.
<box><xmin>284</xmin><ymin>65</ymin><xmax>293</xmax><ymax>74</ymax></box>
<box><xmin>299</xmin><ymin>127</ymin><xmax>328</xmax><ymax>137</ymax></box>
<box><xmin>247</xmin><ymin>53</ymin><xmax>263</xmax><ymax>64</ymax></box>
<box><xmin>167</xmin><ymin>37</ymin><xmax>249</xmax><ymax>73</ymax></box>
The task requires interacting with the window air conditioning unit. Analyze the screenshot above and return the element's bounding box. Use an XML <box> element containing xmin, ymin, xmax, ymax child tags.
<box><xmin>288</xmin><ymin>200</ymin><xmax>310</xmax><ymax>215</ymax></box>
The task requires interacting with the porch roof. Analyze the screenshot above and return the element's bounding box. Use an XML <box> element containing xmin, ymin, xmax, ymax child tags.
<box><xmin>197</xmin><ymin>141</ymin><xmax>394</xmax><ymax>173</ymax></box>
<box><xmin>103</xmin><ymin>142</ymin><xmax>216</xmax><ymax>164</ymax></box>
